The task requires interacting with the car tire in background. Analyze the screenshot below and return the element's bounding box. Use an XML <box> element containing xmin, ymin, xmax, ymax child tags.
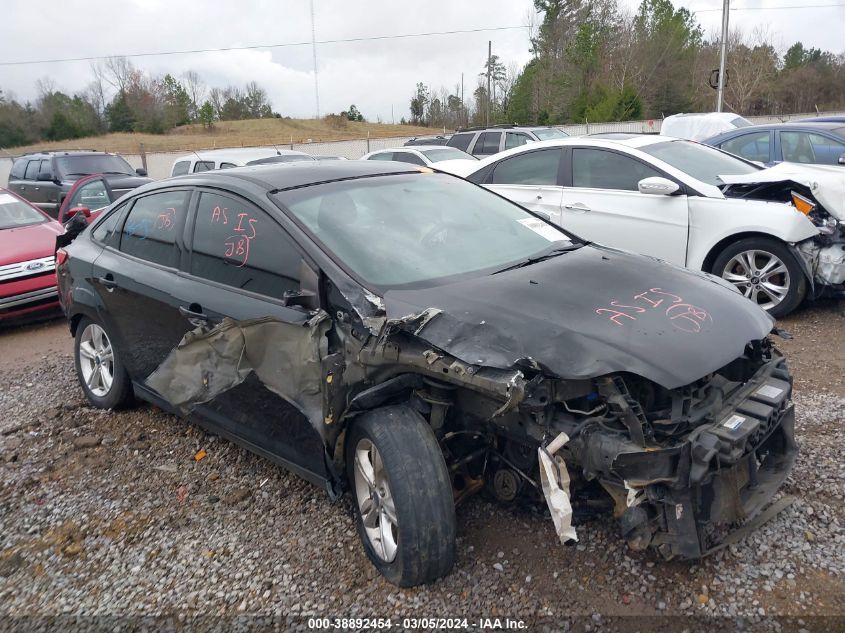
<box><xmin>712</xmin><ymin>237</ymin><xmax>807</xmax><ymax>318</ymax></box>
<box><xmin>346</xmin><ymin>404</ymin><xmax>456</xmax><ymax>587</ymax></box>
<box><xmin>73</xmin><ymin>317</ymin><xmax>134</xmax><ymax>409</ymax></box>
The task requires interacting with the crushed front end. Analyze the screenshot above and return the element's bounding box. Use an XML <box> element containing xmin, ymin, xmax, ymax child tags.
<box><xmin>537</xmin><ymin>339</ymin><xmax>797</xmax><ymax>558</ymax></box>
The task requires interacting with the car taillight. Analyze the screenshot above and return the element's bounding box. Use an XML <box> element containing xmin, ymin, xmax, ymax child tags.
<box><xmin>56</xmin><ymin>248</ymin><xmax>68</xmax><ymax>267</ymax></box>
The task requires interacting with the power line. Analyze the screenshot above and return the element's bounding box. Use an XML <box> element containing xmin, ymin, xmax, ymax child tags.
<box><xmin>0</xmin><ymin>25</ymin><xmax>529</xmax><ymax>67</ymax></box>
<box><xmin>692</xmin><ymin>2</ymin><xmax>845</xmax><ymax>11</ymax></box>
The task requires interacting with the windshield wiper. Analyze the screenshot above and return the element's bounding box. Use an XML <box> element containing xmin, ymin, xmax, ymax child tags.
<box><xmin>102</xmin><ymin>171</ymin><xmax>133</xmax><ymax>175</ymax></box>
<box><xmin>493</xmin><ymin>242</ymin><xmax>582</xmax><ymax>274</ymax></box>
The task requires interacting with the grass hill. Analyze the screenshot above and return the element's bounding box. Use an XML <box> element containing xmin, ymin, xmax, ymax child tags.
<box><xmin>8</xmin><ymin>118</ymin><xmax>442</xmax><ymax>155</ymax></box>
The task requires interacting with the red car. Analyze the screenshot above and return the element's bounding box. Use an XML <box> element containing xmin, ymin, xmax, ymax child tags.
<box><xmin>57</xmin><ymin>174</ymin><xmax>121</xmax><ymax>224</ymax></box>
<box><xmin>0</xmin><ymin>187</ymin><xmax>64</xmax><ymax>323</ymax></box>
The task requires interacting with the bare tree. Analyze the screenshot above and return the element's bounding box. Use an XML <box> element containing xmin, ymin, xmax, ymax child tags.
<box><xmin>182</xmin><ymin>70</ymin><xmax>206</xmax><ymax>119</ymax></box>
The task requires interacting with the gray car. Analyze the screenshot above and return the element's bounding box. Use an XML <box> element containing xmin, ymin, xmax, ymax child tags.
<box><xmin>446</xmin><ymin>124</ymin><xmax>568</xmax><ymax>158</ymax></box>
<box><xmin>7</xmin><ymin>150</ymin><xmax>151</xmax><ymax>218</ymax></box>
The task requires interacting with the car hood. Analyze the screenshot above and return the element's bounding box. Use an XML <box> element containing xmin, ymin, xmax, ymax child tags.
<box><xmin>64</xmin><ymin>173</ymin><xmax>152</xmax><ymax>189</ymax></box>
<box><xmin>0</xmin><ymin>221</ymin><xmax>64</xmax><ymax>266</ymax></box>
<box><xmin>383</xmin><ymin>245</ymin><xmax>774</xmax><ymax>390</ymax></box>
<box><xmin>720</xmin><ymin>162</ymin><xmax>845</xmax><ymax>220</ymax></box>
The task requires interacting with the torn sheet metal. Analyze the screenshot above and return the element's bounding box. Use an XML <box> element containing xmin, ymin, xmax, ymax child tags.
<box><xmin>145</xmin><ymin>311</ymin><xmax>330</xmax><ymax>425</ymax></box>
<box><xmin>539</xmin><ymin>431</ymin><xmax>577</xmax><ymax>545</ymax></box>
<box><xmin>720</xmin><ymin>162</ymin><xmax>845</xmax><ymax>220</ymax></box>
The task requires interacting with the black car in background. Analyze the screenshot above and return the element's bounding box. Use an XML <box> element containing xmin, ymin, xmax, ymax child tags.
<box><xmin>56</xmin><ymin>161</ymin><xmax>797</xmax><ymax>586</ymax></box>
<box><xmin>7</xmin><ymin>150</ymin><xmax>151</xmax><ymax>218</ymax></box>
<box><xmin>403</xmin><ymin>135</ymin><xmax>451</xmax><ymax>146</ymax></box>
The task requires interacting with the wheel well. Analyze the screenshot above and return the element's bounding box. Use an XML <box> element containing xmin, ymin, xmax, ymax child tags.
<box><xmin>701</xmin><ymin>231</ymin><xmax>787</xmax><ymax>273</ymax></box>
<box><xmin>69</xmin><ymin>312</ymin><xmax>85</xmax><ymax>336</ymax></box>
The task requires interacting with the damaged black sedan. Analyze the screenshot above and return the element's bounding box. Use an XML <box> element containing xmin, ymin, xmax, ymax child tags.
<box><xmin>56</xmin><ymin>161</ymin><xmax>797</xmax><ymax>586</ymax></box>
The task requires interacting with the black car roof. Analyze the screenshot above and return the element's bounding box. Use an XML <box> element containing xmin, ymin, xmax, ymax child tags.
<box><xmin>170</xmin><ymin>160</ymin><xmax>420</xmax><ymax>191</ymax></box>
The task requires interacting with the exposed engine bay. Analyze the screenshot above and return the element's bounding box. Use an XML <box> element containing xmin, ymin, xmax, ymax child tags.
<box><xmin>337</xmin><ymin>323</ymin><xmax>796</xmax><ymax>560</ymax></box>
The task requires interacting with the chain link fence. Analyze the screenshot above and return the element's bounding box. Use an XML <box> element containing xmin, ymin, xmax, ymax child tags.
<box><xmin>2</xmin><ymin>110</ymin><xmax>843</xmax><ymax>182</ymax></box>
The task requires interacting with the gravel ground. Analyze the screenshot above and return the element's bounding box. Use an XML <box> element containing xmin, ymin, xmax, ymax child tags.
<box><xmin>1</xmin><ymin>301</ymin><xmax>844</xmax><ymax>632</ymax></box>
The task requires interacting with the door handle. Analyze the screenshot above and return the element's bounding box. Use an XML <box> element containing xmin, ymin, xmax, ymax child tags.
<box><xmin>564</xmin><ymin>203</ymin><xmax>591</xmax><ymax>212</ymax></box>
<box><xmin>34</xmin><ymin>187</ymin><xmax>41</xmax><ymax>191</ymax></box>
<box><xmin>179</xmin><ymin>304</ymin><xmax>209</xmax><ymax>322</ymax></box>
<box><xmin>536</xmin><ymin>194</ymin><xmax>543</xmax><ymax>200</ymax></box>
<box><xmin>97</xmin><ymin>275</ymin><xmax>117</xmax><ymax>291</ymax></box>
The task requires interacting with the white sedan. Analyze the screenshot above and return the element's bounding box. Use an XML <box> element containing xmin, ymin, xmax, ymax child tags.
<box><xmin>441</xmin><ymin>134</ymin><xmax>845</xmax><ymax>317</ymax></box>
<box><xmin>361</xmin><ymin>145</ymin><xmax>477</xmax><ymax>168</ymax></box>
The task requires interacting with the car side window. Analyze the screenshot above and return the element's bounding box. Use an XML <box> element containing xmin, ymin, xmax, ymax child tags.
<box><xmin>473</xmin><ymin>132</ymin><xmax>502</xmax><ymax>156</ymax></box>
<box><xmin>721</xmin><ymin>132</ymin><xmax>770</xmax><ymax>163</ymax></box>
<box><xmin>491</xmin><ymin>149</ymin><xmax>562</xmax><ymax>186</ymax></box>
<box><xmin>193</xmin><ymin>161</ymin><xmax>215</xmax><ymax>173</ymax></box>
<box><xmin>10</xmin><ymin>159</ymin><xmax>27</xmax><ymax>179</ymax></box>
<box><xmin>68</xmin><ymin>180</ymin><xmax>109</xmax><ymax>210</ymax></box>
<box><xmin>119</xmin><ymin>190</ymin><xmax>190</xmax><ymax>268</ymax></box>
<box><xmin>24</xmin><ymin>160</ymin><xmax>39</xmax><ymax>180</ymax></box>
<box><xmin>367</xmin><ymin>152</ymin><xmax>395</xmax><ymax>161</ymax></box>
<box><xmin>572</xmin><ymin>148</ymin><xmax>661</xmax><ymax>191</ymax></box>
<box><xmin>780</xmin><ymin>132</ymin><xmax>817</xmax><ymax>164</ymax></box>
<box><xmin>189</xmin><ymin>191</ymin><xmax>301</xmax><ymax>300</ymax></box>
<box><xmin>92</xmin><ymin>202</ymin><xmax>128</xmax><ymax>248</ymax></box>
<box><xmin>172</xmin><ymin>161</ymin><xmax>190</xmax><ymax>176</ymax></box>
<box><xmin>219</xmin><ymin>162</ymin><xmax>237</xmax><ymax>169</ymax></box>
<box><xmin>38</xmin><ymin>159</ymin><xmax>53</xmax><ymax>179</ymax></box>
<box><xmin>447</xmin><ymin>133</ymin><xmax>473</xmax><ymax>152</ymax></box>
<box><xmin>504</xmin><ymin>132</ymin><xmax>531</xmax><ymax>150</ymax></box>
<box><xmin>391</xmin><ymin>152</ymin><xmax>426</xmax><ymax>166</ymax></box>
<box><xmin>805</xmin><ymin>133</ymin><xmax>845</xmax><ymax>164</ymax></box>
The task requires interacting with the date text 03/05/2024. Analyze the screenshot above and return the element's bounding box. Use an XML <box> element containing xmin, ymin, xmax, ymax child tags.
<box><xmin>306</xmin><ymin>617</ymin><xmax>527</xmax><ymax>630</ymax></box>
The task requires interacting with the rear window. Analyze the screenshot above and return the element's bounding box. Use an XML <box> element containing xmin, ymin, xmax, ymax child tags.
<box><xmin>10</xmin><ymin>159</ymin><xmax>27</xmax><ymax>179</ymax></box>
<box><xmin>419</xmin><ymin>147</ymin><xmax>476</xmax><ymax>162</ymax></box>
<box><xmin>532</xmin><ymin>128</ymin><xmax>568</xmax><ymax>141</ymax></box>
<box><xmin>447</xmin><ymin>133</ymin><xmax>473</xmax><ymax>152</ymax></box>
<box><xmin>172</xmin><ymin>161</ymin><xmax>190</xmax><ymax>176</ymax></box>
<box><xmin>193</xmin><ymin>161</ymin><xmax>215</xmax><ymax>173</ymax></box>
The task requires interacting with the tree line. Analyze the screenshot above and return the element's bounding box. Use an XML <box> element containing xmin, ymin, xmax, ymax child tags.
<box><xmin>408</xmin><ymin>0</ymin><xmax>845</xmax><ymax>128</ymax></box>
<box><xmin>0</xmin><ymin>57</ymin><xmax>280</xmax><ymax>148</ymax></box>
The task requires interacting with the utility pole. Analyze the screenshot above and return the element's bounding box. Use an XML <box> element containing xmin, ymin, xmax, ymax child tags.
<box><xmin>310</xmin><ymin>0</ymin><xmax>320</xmax><ymax>118</ymax></box>
<box><xmin>486</xmin><ymin>41</ymin><xmax>492</xmax><ymax>128</ymax></box>
<box><xmin>460</xmin><ymin>73</ymin><xmax>464</xmax><ymax>128</ymax></box>
<box><xmin>716</xmin><ymin>0</ymin><xmax>730</xmax><ymax>112</ymax></box>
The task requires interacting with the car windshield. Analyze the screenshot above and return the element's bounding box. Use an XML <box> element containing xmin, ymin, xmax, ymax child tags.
<box><xmin>419</xmin><ymin>148</ymin><xmax>477</xmax><ymax>162</ymax></box>
<box><xmin>639</xmin><ymin>140</ymin><xmax>760</xmax><ymax>186</ymax></box>
<box><xmin>273</xmin><ymin>173</ymin><xmax>572</xmax><ymax>290</ymax></box>
<box><xmin>56</xmin><ymin>154</ymin><xmax>135</xmax><ymax>177</ymax></box>
<box><xmin>533</xmin><ymin>128</ymin><xmax>568</xmax><ymax>140</ymax></box>
<box><xmin>0</xmin><ymin>192</ymin><xmax>46</xmax><ymax>229</ymax></box>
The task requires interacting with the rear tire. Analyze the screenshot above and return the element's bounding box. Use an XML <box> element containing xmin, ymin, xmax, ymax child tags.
<box><xmin>712</xmin><ymin>237</ymin><xmax>806</xmax><ymax>318</ymax></box>
<box><xmin>73</xmin><ymin>317</ymin><xmax>133</xmax><ymax>409</ymax></box>
<box><xmin>346</xmin><ymin>404</ymin><xmax>456</xmax><ymax>587</ymax></box>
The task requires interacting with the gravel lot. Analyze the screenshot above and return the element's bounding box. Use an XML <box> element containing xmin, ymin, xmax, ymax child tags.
<box><xmin>1</xmin><ymin>301</ymin><xmax>844</xmax><ymax>632</ymax></box>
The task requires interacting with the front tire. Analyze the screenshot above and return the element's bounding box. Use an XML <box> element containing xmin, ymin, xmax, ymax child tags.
<box><xmin>73</xmin><ymin>317</ymin><xmax>133</xmax><ymax>409</ymax></box>
<box><xmin>712</xmin><ymin>237</ymin><xmax>807</xmax><ymax>318</ymax></box>
<box><xmin>346</xmin><ymin>404</ymin><xmax>456</xmax><ymax>587</ymax></box>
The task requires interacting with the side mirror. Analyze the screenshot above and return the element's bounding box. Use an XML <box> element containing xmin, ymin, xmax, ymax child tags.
<box><xmin>838</xmin><ymin>153</ymin><xmax>845</xmax><ymax>165</ymax></box>
<box><xmin>66</xmin><ymin>206</ymin><xmax>91</xmax><ymax>220</ymax></box>
<box><xmin>638</xmin><ymin>176</ymin><xmax>680</xmax><ymax>196</ymax></box>
<box><xmin>136</xmin><ymin>167</ymin><xmax>148</xmax><ymax>176</ymax></box>
<box><xmin>36</xmin><ymin>171</ymin><xmax>53</xmax><ymax>182</ymax></box>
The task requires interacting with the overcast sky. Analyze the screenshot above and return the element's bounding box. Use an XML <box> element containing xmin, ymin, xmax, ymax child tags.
<box><xmin>2</xmin><ymin>0</ymin><xmax>843</xmax><ymax>122</ymax></box>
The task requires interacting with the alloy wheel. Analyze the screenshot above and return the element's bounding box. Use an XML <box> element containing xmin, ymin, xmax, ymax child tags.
<box><xmin>353</xmin><ymin>438</ymin><xmax>399</xmax><ymax>562</ymax></box>
<box><xmin>721</xmin><ymin>249</ymin><xmax>790</xmax><ymax>311</ymax></box>
<box><xmin>78</xmin><ymin>323</ymin><xmax>115</xmax><ymax>397</ymax></box>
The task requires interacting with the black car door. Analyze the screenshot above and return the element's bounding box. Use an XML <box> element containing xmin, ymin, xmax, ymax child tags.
<box><xmin>176</xmin><ymin>188</ymin><xmax>329</xmax><ymax>484</ymax></box>
<box><xmin>90</xmin><ymin>187</ymin><xmax>195</xmax><ymax>381</ymax></box>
